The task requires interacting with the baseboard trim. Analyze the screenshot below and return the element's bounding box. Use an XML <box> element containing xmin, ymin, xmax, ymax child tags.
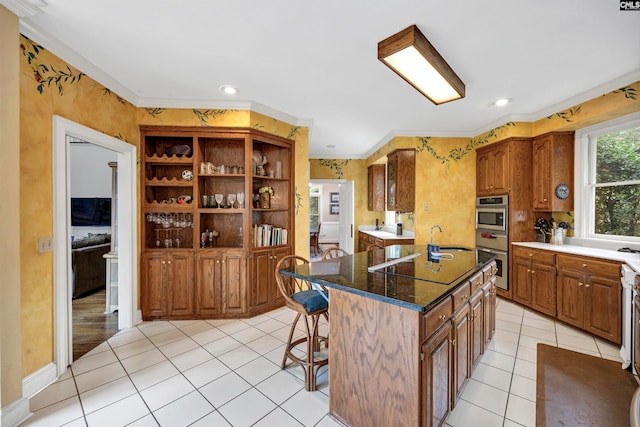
<box><xmin>1</xmin><ymin>396</ymin><xmax>31</xmax><ymax>427</ymax></box>
<box><xmin>23</xmin><ymin>362</ymin><xmax>58</xmax><ymax>399</ymax></box>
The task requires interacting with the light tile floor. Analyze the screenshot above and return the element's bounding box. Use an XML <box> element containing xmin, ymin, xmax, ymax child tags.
<box><xmin>21</xmin><ymin>299</ymin><xmax>624</xmax><ymax>427</ymax></box>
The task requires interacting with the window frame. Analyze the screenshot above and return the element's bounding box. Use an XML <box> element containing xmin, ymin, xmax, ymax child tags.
<box><xmin>574</xmin><ymin>111</ymin><xmax>640</xmax><ymax>247</ymax></box>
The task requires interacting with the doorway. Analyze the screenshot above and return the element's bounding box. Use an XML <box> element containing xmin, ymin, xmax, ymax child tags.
<box><xmin>69</xmin><ymin>140</ymin><xmax>119</xmax><ymax>360</ymax></box>
<box><xmin>309</xmin><ymin>179</ymin><xmax>354</xmax><ymax>260</ymax></box>
<box><xmin>53</xmin><ymin>116</ymin><xmax>137</xmax><ymax>376</ymax></box>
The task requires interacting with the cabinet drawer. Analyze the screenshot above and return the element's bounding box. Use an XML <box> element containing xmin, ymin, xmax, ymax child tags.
<box><xmin>513</xmin><ymin>246</ymin><xmax>555</xmax><ymax>265</ymax></box>
<box><xmin>422</xmin><ymin>296</ymin><xmax>452</xmax><ymax>341</ymax></box>
<box><xmin>469</xmin><ymin>272</ymin><xmax>484</xmax><ymax>294</ymax></box>
<box><xmin>556</xmin><ymin>254</ymin><xmax>621</xmax><ymax>278</ymax></box>
<box><xmin>452</xmin><ymin>282</ymin><xmax>471</xmax><ymax>312</ymax></box>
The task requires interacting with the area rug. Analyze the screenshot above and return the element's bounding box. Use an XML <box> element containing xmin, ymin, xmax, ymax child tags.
<box><xmin>536</xmin><ymin>344</ymin><xmax>638</xmax><ymax>427</ymax></box>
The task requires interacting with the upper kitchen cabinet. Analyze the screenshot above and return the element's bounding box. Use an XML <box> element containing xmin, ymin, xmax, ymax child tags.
<box><xmin>368</xmin><ymin>164</ymin><xmax>385</xmax><ymax>211</ymax></box>
<box><xmin>387</xmin><ymin>149</ymin><xmax>415</xmax><ymax>212</ymax></box>
<box><xmin>532</xmin><ymin>132</ymin><xmax>574</xmax><ymax>212</ymax></box>
<box><xmin>476</xmin><ymin>142</ymin><xmax>509</xmax><ymax>196</ymax></box>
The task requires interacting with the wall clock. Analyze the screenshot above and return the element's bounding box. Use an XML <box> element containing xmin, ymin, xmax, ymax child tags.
<box><xmin>555</xmin><ymin>183</ymin><xmax>570</xmax><ymax>200</ymax></box>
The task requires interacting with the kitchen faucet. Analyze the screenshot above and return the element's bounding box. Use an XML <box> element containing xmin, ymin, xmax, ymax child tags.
<box><xmin>430</xmin><ymin>224</ymin><xmax>442</xmax><ymax>246</ymax></box>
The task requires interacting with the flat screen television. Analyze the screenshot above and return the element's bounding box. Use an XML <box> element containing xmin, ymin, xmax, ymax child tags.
<box><xmin>70</xmin><ymin>197</ymin><xmax>112</xmax><ymax>226</ymax></box>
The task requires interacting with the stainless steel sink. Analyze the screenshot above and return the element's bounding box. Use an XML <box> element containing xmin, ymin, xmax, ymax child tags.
<box><xmin>439</xmin><ymin>246</ymin><xmax>473</xmax><ymax>252</ymax></box>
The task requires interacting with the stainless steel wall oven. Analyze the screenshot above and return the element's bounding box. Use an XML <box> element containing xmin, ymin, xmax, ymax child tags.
<box><xmin>476</xmin><ymin>196</ymin><xmax>509</xmax><ymax>291</ymax></box>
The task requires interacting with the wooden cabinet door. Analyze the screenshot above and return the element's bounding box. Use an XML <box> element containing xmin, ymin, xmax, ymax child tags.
<box><xmin>221</xmin><ymin>250</ymin><xmax>247</xmax><ymax>314</ymax></box>
<box><xmin>491</xmin><ymin>146</ymin><xmax>509</xmax><ymax>194</ymax></box>
<box><xmin>482</xmin><ymin>279</ymin><xmax>496</xmax><ymax>348</ymax></box>
<box><xmin>196</xmin><ymin>253</ymin><xmax>221</xmax><ymax>316</ymax></box>
<box><xmin>512</xmin><ymin>257</ymin><xmax>532</xmax><ymax>306</ymax></box>
<box><xmin>469</xmin><ymin>291</ymin><xmax>483</xmax><ymax>370</ymax></box>
<box><xmin>422</xmin><ymin>322</ymin><xmax>452</xmax><ymax>427</ymax></box>
<box><xmin>451</xmin><ymin>305</ymin><xmax>471</xmax><ymax>408</ymax></box>
<box><xmin>368</xmin><ymin>164</ymin><xmax>385</xmax><ymax>211</ymax></box>
<box><xmin>476</xmin><ymin>151</ymin><xmax>491</xmax><ymax>196</ymax></box>
<box><xmin>251</xmin><ymin>249</ymin><xmax>271</xmax><ymax>310</ymax></box>
<box><xmin>532</xmin><ymin>136</ymin><xmax>552</xmax><ymax>210</ymax></box>
<box><xmin>168</xmin><ymin>252</ymin><xmax>195</xmax><ymax>317</ymax></box>
<box><xmin>634</xmin><ymin>295</ymin><xmax>640</xmax><ymax>375</ymax></box>
<box><xmin>530</xmin><ymin>262</ymin><xmax>556</xmax><ymax>317</ymax></box>
<box><xmin>556</xmin><ymin>270</ymin><xmax>585</xmax><ymax>328</ymax></box>
<box><xmin>386</xmin><ymin>149</ymin><xmax>415</xmax><ymax>212</ymax></box>
<box><xmin>142</xmin><ymin>253</ymin><xmax>168</xmax><ymax>318</ymax></box>
<box><xmin>584</xmin><ymin>274</ymin><xmax>621</xmax><ymax>344</ymax></box>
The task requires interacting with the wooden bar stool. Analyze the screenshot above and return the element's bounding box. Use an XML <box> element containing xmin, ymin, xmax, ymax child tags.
<box><xmin>275</xmin><ymin>255</ymin><xmax>329</xmax><ymax>391</ymax></box>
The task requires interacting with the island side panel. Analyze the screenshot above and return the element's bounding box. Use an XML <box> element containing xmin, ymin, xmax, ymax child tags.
<box><xmin>328</xmin><ymin>288</ymin><xmax>421</xmax><ymax>427</ymax></box>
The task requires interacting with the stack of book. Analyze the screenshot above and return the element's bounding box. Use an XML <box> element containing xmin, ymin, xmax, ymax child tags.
<box><xmin>253</xmin><ymin>224</ymin><xmax>288</xmax><ymax>247</ymax></box>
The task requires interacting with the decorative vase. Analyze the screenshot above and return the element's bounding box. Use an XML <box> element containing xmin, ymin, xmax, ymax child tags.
<box><xmin>259</xmin><ymin>193</ymin><xmax>271</xmax><ymax>209</ymax></box>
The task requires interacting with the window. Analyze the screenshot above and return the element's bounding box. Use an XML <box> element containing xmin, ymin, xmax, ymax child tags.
<box><xmin>309</xmin><ymin>186</ymin><xmax>320</xmax><ymax>229</ymax></box>
<box><xmin>575</xmin><ymin>112</ymin><xmax>640</xmax><ymax>244</ymax></box>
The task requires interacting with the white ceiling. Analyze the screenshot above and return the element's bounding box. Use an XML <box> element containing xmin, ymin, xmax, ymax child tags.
<box><xmin>6</xmin><ymin>0</ymin><xmax>640</xmax><ymax>158</ymax></box>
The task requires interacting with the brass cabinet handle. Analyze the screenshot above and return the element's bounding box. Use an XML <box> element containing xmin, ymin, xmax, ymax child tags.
<box><xmin>452</xmin><ymin>339</ymin><xmax>456</xmax><ymax>346</ymax></box>
<box><xmin>162</xmin><ymin>260</ymin><xmax>165</xmax><ymax>264</ymax></box>
<box><xmin>438</xmin><ymin>314</ymin><xmax>447</xmax><ymax>321</ymax></box>
<box><xmin>216</xmin><ymin>260</ymin><xmax>220</xmax><ymax>264</ymax></box>
<box><xmin>578</xmin><ymin>282</ymin><xmax>583</xmax><ymax>286</ymax></box>
<box><xmin>582</xmin><ymin>263</ymin><xmax>588</xmax><ymax>268</ymax></box>
<box><xmin>585</xmin><ymin>283</ymin><xmax>590</xmax><ymax>288</ymax></box>
<box><xmin>531</xmin><ymin>270</ymin><xmax>535</xmax><ymax>274</ymax></box>
<box><xmin>527</xmin><ymin>268</ymin><xmax>531</xmax><ymax>273</ymax></box>
<box><xmin>529</xmin><ymin>253</ymin><xmax>533</xmax><ymax>257</ymax></box>
<box><xmin>222</xmin><ymin>260</ymin><xmax>225</xmax><ymax>264</ymax></box>
<box><xmin>168</xmin><ymin>261</ymin><xmax>171</xmax><ymax>265</ymax></box>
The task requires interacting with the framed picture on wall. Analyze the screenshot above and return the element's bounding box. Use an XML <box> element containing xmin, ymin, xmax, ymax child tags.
<box><xmin>330</xmin><ymin>192</ymin><xmax>339</xmax><ymax>203</ymax></box>
<box><xmin>330</xmin><ymin>203</ymin><xmax>339</xmax><ymax>215</ymax></box>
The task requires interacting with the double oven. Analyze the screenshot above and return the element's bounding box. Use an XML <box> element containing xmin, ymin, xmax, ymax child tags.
<box><xmin>475</xmin><ymin>196</ymin><xmax>509</xmax><ymax>291</ymax></box>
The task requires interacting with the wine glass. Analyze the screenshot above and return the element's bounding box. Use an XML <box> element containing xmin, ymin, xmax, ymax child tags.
<box><xmin>237</xmin><ymin>192</ymin><xmax>245</xmax><ymax>208</ymax></box>
<box><xmin>214</xmin><ymin>193</ymin><xmax>223</xmax><ymax>209</ymax></box>
<box><xmin>228</xmin><ymin>193</ymin><xmax>237</xmax><ymax>209</ymax></box>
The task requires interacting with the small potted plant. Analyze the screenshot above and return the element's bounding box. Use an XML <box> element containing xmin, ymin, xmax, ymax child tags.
<box><xmin>258</xmin><ymin>186</ymin><xmax>274</xmax><ymax>209</ymax></box>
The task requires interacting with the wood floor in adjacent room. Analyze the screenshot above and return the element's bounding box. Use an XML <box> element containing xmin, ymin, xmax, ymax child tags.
<box><xmin>72</xmin><ymin>289</ymin><xmax>119</xmax><ymax>361</ymax></box>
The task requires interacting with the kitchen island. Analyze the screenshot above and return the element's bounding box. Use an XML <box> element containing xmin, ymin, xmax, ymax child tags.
<box><xmin>280</xmin><ymin>245</ymin><xmax>498</xmax><ymax>427</ymax></box>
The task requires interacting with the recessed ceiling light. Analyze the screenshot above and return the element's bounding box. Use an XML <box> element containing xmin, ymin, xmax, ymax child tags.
<box><xmin>220</xmin><ymin>85</ymin><xmax>238</xmax><ymax>95</ymax></box>
<box><xmin>326</xmin><ymin>145</ymin><xmax>336</xmax><ymax>148</ymax></box>
<box><xmin>494</xmin><ymin>98</ymin><xmax>512</xmax><ymax>107</ymax></box>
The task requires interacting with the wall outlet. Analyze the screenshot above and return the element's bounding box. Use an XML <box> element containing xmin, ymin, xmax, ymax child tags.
<box><xmin>38</xmin><ymin>237</ymin><xmax>53</xmax><ymax>253</ymax></box>
<box><xmin>423</xmin><ymin>203</ymin><xmax>429</xmax><ymax>211</ymax></box>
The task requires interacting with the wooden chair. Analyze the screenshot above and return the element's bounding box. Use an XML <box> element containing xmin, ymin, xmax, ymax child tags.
<box><xmin>321</xmin><ymin>246</ymin><xmax>349</xmax><ymax>260</ymax></box>
<box><xmin>275</xmin><ymin>255</ymin><xmax>329</xmax><ymax>391</ymax></box>
<box><xmin>366</xmin><ymin>243</ymin><xmax>384</xmax><ymax>251</ymax></box>
<box><xmin>310</xmin><ymin>223</ymin><xmax>321</xmax><ymax>255</ymax></box>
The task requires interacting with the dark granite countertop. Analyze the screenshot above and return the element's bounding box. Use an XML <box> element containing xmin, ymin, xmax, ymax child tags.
<box><xmin>280</xmin><ymin>245</ymin><xmax>497</xmax><ymax>312</ymax></box>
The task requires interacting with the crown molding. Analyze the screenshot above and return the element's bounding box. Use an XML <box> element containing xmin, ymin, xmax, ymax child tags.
<box><xmin>0</xmin><ymin>0</ymin><xmax>45</xmax><ymax>17</ymax></box>
<box><xmin>19</xmin><ymin>19</ymin><xmax>140</xmax><ymax>105</ymax></box>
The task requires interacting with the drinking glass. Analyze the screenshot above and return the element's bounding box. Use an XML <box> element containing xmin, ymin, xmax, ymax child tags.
<box><xmin>214</xmin><ymin>193</ymin><xmax>223</xmax><ymax>208</ymax></box>
<box><xmin>228</xmin><ymin>193</ymin><xmax>237</xmax><ymax>208</ymax></box>
<box><xmin>237</xmin><ymin>192</ymin><xmax>245</xmax><ymax>208</ymax></box>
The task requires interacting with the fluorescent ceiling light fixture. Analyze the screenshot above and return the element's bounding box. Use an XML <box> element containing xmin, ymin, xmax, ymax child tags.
<box><xmin>378</xmin><ymin>25</ymin><xmax>465</xmax><ymax>105</ymax></box>
<box><xmin>220</xmin><ymin>85</ymin><xmax>238</xmax><ymax>95</ymax></box>
<box><xmin>494</xmin><ymin>98</ymin><xmax>512</xmax><ymax>107</ymax></box>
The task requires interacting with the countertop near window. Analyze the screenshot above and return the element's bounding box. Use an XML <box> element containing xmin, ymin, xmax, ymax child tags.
<box><xmin>512</xmin><ymin>241</ymin><xmax>640</xmax><ymax>273</ymax></box>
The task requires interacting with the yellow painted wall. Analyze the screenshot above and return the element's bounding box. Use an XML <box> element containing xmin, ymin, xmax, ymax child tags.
<box><xmin>1</xmin><ymin>5</ymin><xmax>23</xmax><ymax>407</ymax></box>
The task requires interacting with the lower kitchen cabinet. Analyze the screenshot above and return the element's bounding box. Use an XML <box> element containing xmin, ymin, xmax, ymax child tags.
<box><xmin>512</xmin><ymin>246</ymin><xmax>556</xmax><ymax>316</ymax></box>
<box><xmin>142</xmin><ymin>251</ymin><xmax>195</xmax><ymax>318</ymax></box>
<box><xmin>469</xmin><ymin>289</ymin><xmax>484</xmax><ymax>370</ymax></box>
<box><xmin>197</xmin><ymin>249</ymin><xmax>247</xmax><ymax>316</ymax></box>
<box><xmin>556</xmin><ymin>254</ymin><xmax>621</xmax><ymax>344</ymax></box>
<box><xmin>511</xmin><ymin>245</ymin><xmax>623</xmax><ymax>346</ymax></box>
<box><xmin>483</xmin><ymin>277</ymin><xmax>497</xmax><ymax>347</ymax></box>
<box><xmin>358</xmin><ymin>230</ymin><xmax>414</xmax><ymax>252</ymax></box>
<box><xmin>451</xmin><ymin>304</ymin><xmax>471</xmax><ymax>408</ymax></box>
<box><xmin>422</xmin><ymin>321</ymin><xmax>452</xmax><ymax>427</ymax></box>
<box><xmin>250</xmin><ymin>246</ymin><xmax>289</xmax><ymax>312</ymax></box>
